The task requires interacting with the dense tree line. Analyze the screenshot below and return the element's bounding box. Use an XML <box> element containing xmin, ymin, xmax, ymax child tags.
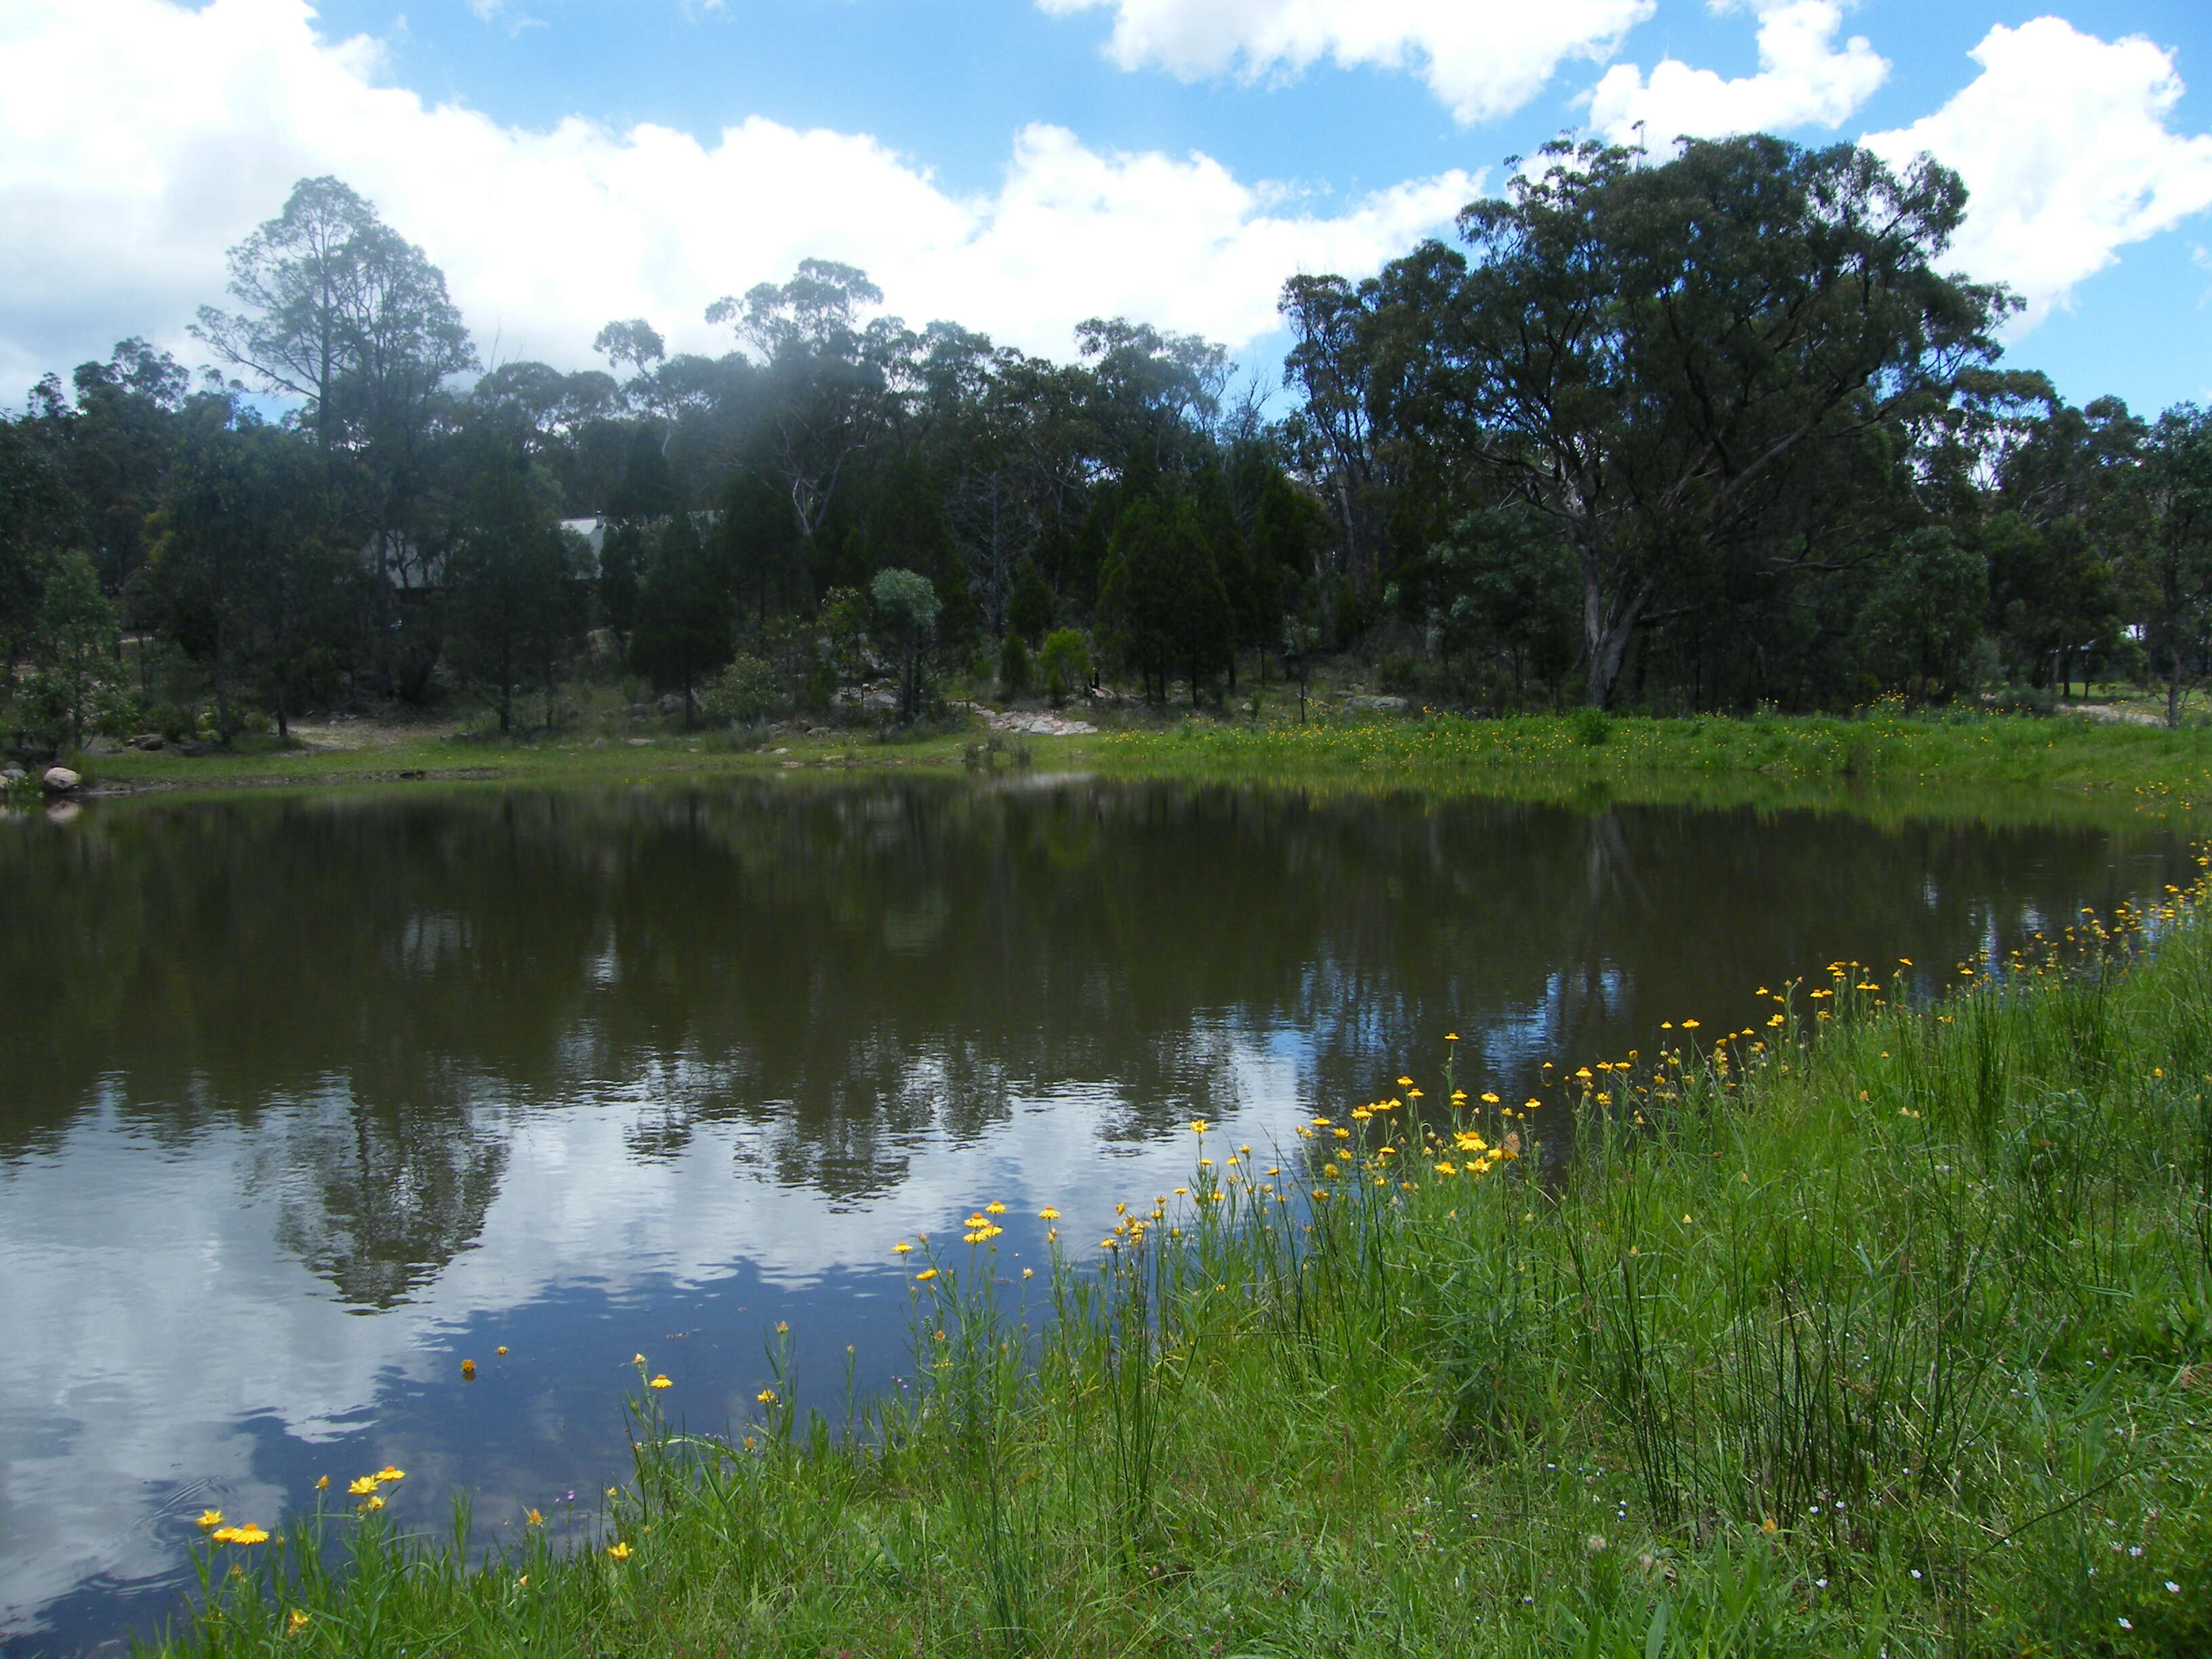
<box><xmin>7</xmin><ymin>136</ymin><xmax>2212</xmax><ymax>752</ymax></box>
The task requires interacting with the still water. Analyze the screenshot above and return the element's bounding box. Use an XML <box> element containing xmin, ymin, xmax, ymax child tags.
<box><xmin>0</xmin><ymin>776</ymin><xmax>2192</xmax><ymax>1652</ymax></box>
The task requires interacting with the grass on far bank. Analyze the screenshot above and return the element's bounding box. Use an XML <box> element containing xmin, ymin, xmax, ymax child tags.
<box><xmin>167</xmin><ymin>867</ymin><xmax>2212</xmax><ymax>1658</ymax></box>
<box><xmin>59</xmin><ymin>703</ymin><xmax>2212</xmax><ymax>839</ymax></box>
<box><xmin>69</xmin><ymin>702</ymin><xmax>2212</xmax><ymax>796</ymax></box>
<box><xmin>1098</xmin><ymin>704</ymin><xmax>2212</xmax><ymax>807</ymax></box>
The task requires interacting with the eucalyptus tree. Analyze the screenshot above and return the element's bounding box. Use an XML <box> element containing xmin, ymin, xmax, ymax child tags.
<box><xmin>591</xmin><ymin>317</ymin><xmax>667</xmax><ymax>384</ymax></box>
<box><xmin>443</xmin><ymin>411</ymin><xmax>588</xmax><ymax>734</ymax></box>
<box><xmin>0</xmin><ymin>409</ymin><xmax>69</xmax><ymax>674</ymax></box>
<box><xmin>1300</xmin><ymin>136</ymin><xmax>2011</xmax><ymax>706</ymax></box>
<box><xmin>1074</xmin><ymin>316</ymin><xmax>1229</xmax><ymax>481</ymax></box>
<box><xmin>193</xmin><ymin>176</ymin><xmax>478</xmax><ymax>688</ymax></box>
<box><xmin>630</xmin><ymin>510</ymin><xmax>733</xmax><ymax>722</ymax></box>
<box><xmin>706</xmin><ymin>260</ymin><xmax>911</xmax><ymax>602</ymax></box>
<box><xmin>2137</xmin><ymin>405</ymin><xmax>2212</xmax><ymax>724</ymax></box>
<box><xmin>141</xmin><ymin>403</ymin><xmax>352</xmax><ymax>741</ymax></box>
<box><xmin>29</xmin><ymin>549</ymin><xmax>121</xmax><ymax>750</ymax></box>
<box><xmin>1987</xmin><ymin>394</ymin><xmax>2144</xmax><ymax>693</ymax></box>
<box><xmin>49</xmin><ymin>340</ymin><xmax>192</xmax><ymax>593</ymax></box>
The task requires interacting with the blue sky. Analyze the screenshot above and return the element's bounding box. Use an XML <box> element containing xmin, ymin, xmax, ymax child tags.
<box><xmin>5</xmin><ymin>1</ymin><xmax>2212</xmax><ymax>413</ymax></box>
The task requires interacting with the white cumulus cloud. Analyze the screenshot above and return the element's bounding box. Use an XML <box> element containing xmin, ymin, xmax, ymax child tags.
<box><xmin>0</xmin><ymin>0</ymin><xmax>1475</xmax><ymax>396</ymax></box>
<box><xmin>1036</xmin><ymin>0</ymin><xmax>1655</xmax><ymax>125</ymax></box>
<box><xmin>1587</xmin><ymin>0</ymin><xmax>1888</xmax><ymax>148</ymax></box>
<box><xmin>1864</xmin><ymin>17</ymin><xmax>2212</xmax><ymax>332</ymax></box>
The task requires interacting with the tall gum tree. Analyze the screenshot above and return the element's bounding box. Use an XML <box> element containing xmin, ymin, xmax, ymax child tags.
<box><xmin>1360</xmin><ymin>136</ymin><xmax>2013</xmax><ymax>707</ymax></box>
<box><xmin>194</xmin><ymin>177</ymin><xmax>477</xmax><ymax>691</ymax></box>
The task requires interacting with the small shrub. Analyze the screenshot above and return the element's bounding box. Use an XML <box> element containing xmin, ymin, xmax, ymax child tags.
<box><xmin>1038</xmin><ymin>630</ymin><xmax>1091</xmax><ymax>708</ymax></box>
<box><xmin>1572</xmin><ymin>705</ymin><xmax>1612</xmax><ymax>746</ymax></box>
<box><xmin>700</xmin><ymin>653</ymin><xmax>783</xmax><ymax>725</ymax></box>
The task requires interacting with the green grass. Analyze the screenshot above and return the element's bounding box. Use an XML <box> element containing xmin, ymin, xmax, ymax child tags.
<box><xmin>1097</xmin><ymin>708</ymin><xmax>2212</xmax><ymax>806</ymax></box>
<box><xmin>163</xmin><ymin>870</ymin><xmax>2212</xmax><ymax>1658</ymax></box>
<box><xmin>78</xmin><ymin>710</ymin><xmax>2212</xmax><ymax>833</ymax></box>
<box><xmin>73</xmin><ymin>726</ymin><xmax>988</xmax><ymax>790</ymax></box>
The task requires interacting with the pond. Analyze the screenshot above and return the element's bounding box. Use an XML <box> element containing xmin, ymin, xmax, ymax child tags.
<box><xmin>0</xmin><ymin>776</ymin><xmax>2192</xmax><ymax>1654</ymax></box>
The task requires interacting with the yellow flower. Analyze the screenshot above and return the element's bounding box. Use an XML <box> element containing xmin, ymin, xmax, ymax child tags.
<box><xmin>893</xmin><ymin>1241</ymin><xmax>913</xmax><ymax>1254</ymax></box>
<box><xmin>985</xmin><ymin>1201</ymin><xmax>1006</xmax><ymax>1214</ymax></box>
<box><xmin>197</xmin><ymin>1509</ymin><xmax>225</xmax><ymax>1531</ymax></box>
<box><xmin>525</xmin><ymin>1508</ymin><xmax>544</xmax><ymax>1527</ymax></box>
<box><xmin>1444</xmin><ymin>1032</ymin><xmax>1459</xmax><ymax>1041</ymax></box>
<box><xmin>756</xmin><ymin>1387</ymin><xmax>779</xmax><ymax>1406</ymax></box>
<box><xmin>358</xmin><ymin>1495</ymin><xmax>386</xmax><ymax>1513</ymax></box>
<box><xmin>1189</xmin><ymin>1118</ymin><xmax>1210</xmax><ymax>1134</ymax></box>
<box><xmin>460</xmin><ymin>1359</ymin><xmax>476</xmax><ymax>1379</ymax></box>
<box><xmin>1037</xmin><ymin>1206</ymin><xmax>1059</xmax><ymax>1220</ymax></box>
<box><xmin>348</xmin><ymin>1477</ymin><xmax>380</xmax><ymax>1496</ymax></box>
<box><xmin>634</xmin><ymin>1353</ymin><xmax>647</xmax><ymax>1366</ymax></box>
<box><xmin>1682</xmin><ymin>1019</ymin><xmax>1700</xmax><ymax>1029</ymax></box>
<box><xmin>1397</xmin><ymin>1076</ymin><xmax>1414</xmax><ymax>1087</ymax></box>
<box><xmin>606</xmin><ymin>1541</ymin><xmax>632</xmax><ymax>1561</ymax></box>
<box><xmin>314</xmin><ymin>1475</ymin><xmax>329</xmax><ymax>1492</ymax></box>
<box><xmin>649</xmin><ymin>1374</ymin><xmax>672</xmax><ymax>1391</ymax></box>
<box><xmin>213</xmin><ymin>1523</ymin><xmax>270</xmax><ymax>1545</ymax></box>
<box><xmin>916</xmin><ymin>1267</ymin><xmax>938</xmax><ymax>1281</ymax></box>
<box><xmin>375</xmin><ymin>1467</ymin><xmax>405</xmax><ymax>1484</ymax></box>
<box><xmin>1021</xmin><ymin>1267</ymin><xmax>1034</xmax><ymax>1279</ymax></box>
<box><xmin>1481</xmin><ymin>1092</ymin><xmax>1500</xmax><ymax>1105</ymax></box>
<box><xmin>286</xmin><ymin>1609</ymin><xmax>310</xmax><ymax>1635</ymax></box>
<box><xmin>495</xmin><ymin>1345</ymin><xmax>508</xmax><ymax>1355</ymax></box>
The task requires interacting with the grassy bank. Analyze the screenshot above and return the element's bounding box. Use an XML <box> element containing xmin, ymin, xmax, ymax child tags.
<box><xmin>70</xmin><ymin>711</ymin><xmax>2212</xmax><ymax>829</ymax></box>
<box><xmin>168</xmin><ymin>877</ymin><xmax>2212</xmax><ymax>1657</ymax></box>
<box><xmin>1098</xmin><ymin>708</ymin><xmax>2212</xmax><ymax>807</ymax></box>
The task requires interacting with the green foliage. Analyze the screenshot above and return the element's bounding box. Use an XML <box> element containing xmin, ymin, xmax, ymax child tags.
<box><xmin>998</xmin><ymin>630</ymin><xmax>1031</xmax><ymax>697</ymax></box>
<box><xmin>699</xmin><ymin>653</ymin><xmax>783</xmax><ymax>726</ymax></box>
<box><xmin>1860</xmin><ymin>528</ymin><xmax>1989</xmax><ymax>702</ymax></box>
<box><xmin>1006</xmin><ymin>562</ymin><xmax>1054</xmax><ymax>648</ymax></box>
<box><xmin>29</xmin><ymin>548</ymin><xmax>122</xmax><ymax>748</ymax></box>
<box><xmin>1038</xmin><ymin>629</ymin><xmax>1090</xmax><ymax>707</ymax></box>
<box><xmin>1429</xmin><ymin>506</ymin><xmax>1581</xmax><ymax>706</ymax></box>
<box><xmin>444</xmin><ymin>421</ymin><xmax>589</xmax><ymax>734</ymax></box>
<box><xmin>872</xmin><ymin>567</ymin><xmax>941</xmax><ymax>721</ymax></box>
<box><xmin>1098</xmin><ymin>495</ymin><xmax>1232</xmax><ymax>705</ymax></box>
<box><xmin>629</xmin><ymin>514</ymin><xmax>733</xmax><ymax>720</ymax></box>
<box><xmin>30</xmin><ymin>154</ymin><xmax>2212</xmax><ymax>740</ymax></box>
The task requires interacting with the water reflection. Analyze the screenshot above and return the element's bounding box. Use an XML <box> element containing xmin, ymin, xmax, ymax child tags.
<box><xmin>0</xmin><ymin>777</ymin><xmax>2190</xmax><ymax>1652</ymax></box>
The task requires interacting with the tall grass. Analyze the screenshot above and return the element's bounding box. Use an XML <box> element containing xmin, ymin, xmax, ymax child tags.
<box><xmin>1100</xmin><ymin>710</ymin><xmax>2212</xmax><ymax>820</ymax></box>
<box><xmin>162</xmin><ymin>869</ymin><xmax>2212</xmax><ymax>1657</ymax></box>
